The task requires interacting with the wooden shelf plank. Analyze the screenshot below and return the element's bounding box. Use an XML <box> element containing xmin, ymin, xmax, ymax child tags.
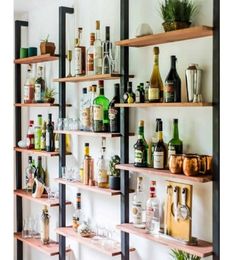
<box><xmin>14</xmin><ymin>54</ymin><xmax>59</xmax><ymax>64</ymax></box>
<box><xmin>15</xmin><ymin>103</ymin><xmax>72</xmax><ymax>107</ymax></box>
<box><xmin>117</xmin><ymin>224</ymin><xmax>213</xmax><ymax>258</ymax></box>
<box><xmin>53</xmin><ymin>74</ymin><xmax>134</xmax><ymax>83</ymax></box>
<box><xmin>115</xmin><ymin>26</ymin><xmax>213</xmax><ymax>47</ymax></box>
<box><xmin>14</xmin><ymin>147</ymin><xmax>72</xmax><ymax>157</ymax></box>
<box><xmin>56</xmin><ymin>227</ymin><xmax>135</xmax><ymax>257</ymax></box>
<box><xmin>115</xmin><ymin>102</ymin><xmax>213</xmax><ymax>108</ymax></box>
<box><xmin>14</xmin><ymin>189</ymin><xmax>72</xmax><ymax>207</ymax></box>
<box><xmin>14</xmin><ymin>232</ymin><xmax>71</xmax><ymax>256</ymax></box>
<box><xmin>116</xmin><ymin>164</ymin><xmax>212</xmax><ymax>183</ymax></box>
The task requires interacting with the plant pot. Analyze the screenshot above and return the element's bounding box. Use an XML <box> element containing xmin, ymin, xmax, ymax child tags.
<box><xmin>40</xmin><ymin>42</ymin><xmax>56</xmax><ymax>55</ymax></box>
<box><xmin>162</xmin><ymin>21</ymin><xmax>191</xmax><ymax>32</ymax></box>
<box><xmin>109</xmin><ymin>176</ymin><xmax>120</xmax><ymax>190</ymax></box>
<box><xmin>45</xmin><ymin>97</ymin><xmax>55</xmax><ymax>104</ymax></box>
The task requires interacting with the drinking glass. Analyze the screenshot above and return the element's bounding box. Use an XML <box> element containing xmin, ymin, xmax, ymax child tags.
<box><xmin>22</xmin><ymin>217</ymin><xmax>33</xmax><ymax>238</ymax></box>
<box><xmin>56</xmin><ymin>118</ymin><xmax>64</xmax><ymax>130</ymax></box>
<box><xmin>61</xmin><ymin>166</ymin><xmax>67</xmax><ymax>179</ymax></box>
<box><xmin>63</xmin><ymin>118</ymin><xmax>69</xmax><ymax>130</ymax></box>
<box><xmin>32</xmin><ymin>216</ymin><xmax>40</xmax><ymax>239</ymax></box>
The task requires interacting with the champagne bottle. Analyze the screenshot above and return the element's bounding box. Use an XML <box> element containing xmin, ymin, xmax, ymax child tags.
<box><xmin>108</xmin><ymin>83</ymin><xmax>120</xmax><ymax>133</ymax></box>
<box><xmin>46</xmin><ymin>114</ymin><xmax>54</xmax><ymax>152</ymax></box>
<box><xmin>149</xmin><ymin>47</ymin><xmax>163</xmax><ymax>103</ymax></box>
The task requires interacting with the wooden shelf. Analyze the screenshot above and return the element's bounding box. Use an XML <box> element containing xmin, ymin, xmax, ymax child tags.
<box><xmin>115</xmin><ymin>26</ymin><xmax>213</xmax><ymax>47</ymax></box>
<box><xmin>56</xmin><ymin>227</ymin><xmax>135</xmax><ymax>257</ymax></box>
<box><xmin>55</xmin><ymin>178</ymin><xmax>122</xmax><ymax>196</ymax></box>
<box><xmin>14</xmin><ymin>189</ymin><xmax>72</xmax><ymax>207</ymax></box>
<box><xmin>117</xmin><ymin>224</ymin><xmax>213</xmax><ymax>258</ymax></box>
<box><xmin>14</xmin><ymin>54</ymin><xmax>59</xmax><ymax>64</ymax></box>
<box><xmin>15</xmin><ymin>103</ymin><xmax>72</xmax><ymax>107</ymax></box>
<box><xmin>116</xmin><ymin>164</ymin><xmax>213</xmax><ymax>183</ymax></box>
<box><xmin>115</xmin><ymin>102</ymin><xmax>213</xmax><ymax>108</ymax></box>
<box><xmin>53</xmin><ymin>73</ymin><xmax>134</xmax><ymax>83</ymax></box>
<box><xmin>14</xmin><ymin>147</ymin><xmax>72</xmax><ymax>157</ymax></box>
<box><xmin>14</xmin><ymin>232</ymin><xmax>71</xmax><ymax>256</ymax></box>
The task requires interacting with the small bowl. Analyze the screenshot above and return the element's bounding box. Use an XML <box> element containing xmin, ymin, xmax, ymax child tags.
<box><xmin>18</xmin><ymin>140</ymin><xmax>27</xmax><ymax>148</ymax></box>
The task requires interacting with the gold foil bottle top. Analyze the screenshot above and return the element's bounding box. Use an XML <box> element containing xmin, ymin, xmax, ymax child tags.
<box><xmin>153</xmin><ymin>47</ymin><xmax>159</xmax><ymax>55</ymax></box>
<box><xmin>96</xmin><ymin>20</ymin><xmax>100</xmax><ymax>30</ymax></box>
<box><xmin>139</xmin><ymin>120</ymin><xmax>144</xmax><ymax>127</ymax></box>
<box><xmin>92</xmin><ymin>84</ymin><xmax>97</xmax><ymax>92</ymax></box>
<box><xmin>87</xmin><ymin>85</ymin><xmax>92</xmax><ymax>92</ymax></box>
<box><xmin>90</xmin><ymin>33</ymin><xmax>95</xmax><ymax>44</ymax></box>
<box><xmin>137</xmin><ymin>176</ymin><xmax>143</xmax><ymax>182</ymax></box>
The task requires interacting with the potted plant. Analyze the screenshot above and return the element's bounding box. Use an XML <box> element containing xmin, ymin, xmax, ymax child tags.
<box><xmin>109</xmin><ymin>155</ymin><xmax>121</xmax><ymax>190</ymax></box>
<box><xmin>44</xmin><ymin>87</ymin><xmax>56</xmax><ymax>104</ymax></box>
<box><xmin>159</xmin><ymin>0</ymin><xmax>198</xmax><ymax>32</ymax></box>
<box><xmin>40</xmin><ymin>34</ymin><xmax>56</xmax><ymax>55</ymax></box>
<box><xmin>170</xmin><ymin>249</ymin><xmax>201</xmax><ymax>260</ymax></box>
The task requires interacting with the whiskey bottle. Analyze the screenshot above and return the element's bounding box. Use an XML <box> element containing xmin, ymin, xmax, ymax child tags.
<box><xmin>83</xmin><ymin>143</ymin><xmax>94</xmax><ymax>185</ymax></box>
<box><xmin>108</xmin><ymin>83</ymin><xmax>120</xmax><ymax>133</ymax></box>
<box><xmin>87</xmin><ymin>33</ymin><xmax>95</xmax><ymax>75</ymax></box>
<box><xmin>74</xmin><ymin>27</ymin><xmax>86</xmax><ymax>76</ymax></box>
<box><xmin>34</xmin><ymin>66</ymin><xmax>45</xmax><ymax>103</ymax></box>
<box><xmin>94</xmin><ymin>21</ymin><xmax>103</xmax><ymax>75</ymax></box>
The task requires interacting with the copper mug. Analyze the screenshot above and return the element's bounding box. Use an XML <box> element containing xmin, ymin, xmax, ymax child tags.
<box><xmin>183</xmin><ymin>154</ymin><xmax>200</xmax><ymax>176</ymax></box>
<box><xmin>169</xmin><ymin>154</ymin><xmax>183</xmax><ymax>174</ymax></box>
<box><xmin>198</xmin><ymin>155</ymin><xmax>213</xmax><ymax>174</ymax></box>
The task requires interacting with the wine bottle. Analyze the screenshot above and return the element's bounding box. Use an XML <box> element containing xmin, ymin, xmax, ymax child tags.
<box><xmin>23</xmin><ymin>65</ymin><xmax>35</xmax><ymax>103</ymax></box>
<box><xmin>25</xmin><ymin>156</ymin><xmax>36</xmax><ymax>192</ymax></box>
<box><xmin>80</xmin><ymin>87</ymin><xmax>90</xmax><ymax>131</ymax></box>
<box><xmin>74</xmin><ymin>27</ymin><xmax>86</xmax><ymax>76</ymax></box>
<box><xmin>149</xmin><ymin>47</ymin><xmax>163</xmax><ymax>103</ymax></box>
<box><xmin>46</xmin><ymin>114</ymin><xmax>54</xmax><ymax>152</ymax></box>
<box><xmin>123</xmin><ymin>82</ymin><xmax>135</xmax><ymax>103</ymax></box>
<box><xmin>40</xmin><ymin>121</ymin><xmax>46</xmax><ymax>151</ymax></box>
<box><xmin>26</xmin><ymin>120</ymin><xmax>34</xmax><ymax>149</ymax></box>
<box><xmin>34</xmin><ymin>156</ymin><xmax>46</xmax><ymax>186</ymax></box>
<box><xmin>94</xmin><ymin>21</ymin><xmax>103</xmax><ymax>75</ymax></box>
<box><xmin>153</xmin><ymin>121</ymin><xmax>166</xmax><ymax>169</ymax></box>
<box><xmin>164</xmin><ymin>55</ymin><xmax>181</xmax><ymax>102</ymax></box>
<box><xmin>102</xmin><ymin>26</ymin><xmax>113</xmax><ymax>74</ymax></box>
<box><xmin>134</xmin><ymin>120</ymin><xmax>148</xmax><ymax>167</ymax></box>
<box><xmin>87</xmin><ymin>33</ymin><xmax>95</xmax><ymax>75</ymax></box>
<box><xmin>108</xmin><ymin>83</ymin><xmax>120</xmax><ymax>133</ymax></box>
<box><xmin>89</xmin><ymin>84</ymin><xmax>97</xmax><ymax>131</ymax></box>
<box><xmin>54</xmin><ymin>133</ymin><xmax>59</xmax><ymax>152</ymax></box>
<box><xmin>34</xmin><ymin>66</ymin><xmax>45</xmax><ymax>103</ymax></box>
<box><xmin>34</xmin><ymin>115</ymin><xmax>42</xmax><ymax>150</ymax></box>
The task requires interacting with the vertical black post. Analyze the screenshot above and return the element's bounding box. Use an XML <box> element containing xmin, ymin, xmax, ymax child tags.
<box><xmin>15</xmin><ymin>20</ymin><xmax>28</xmax><ymax>260</ymax></box>
<box><xmin>213</xmin><ymin>0</ymin><xmax>220</xmax><ymax>259</ymax></box>
<box><xmin>58</xmin><ymin>6</ymin><xmax>74</xmax><ymax>260</ymax></box>
<box><xmin>120</xmin><ymin>1</ymin><xmax>129</xmax><ymax>260</ymax></box>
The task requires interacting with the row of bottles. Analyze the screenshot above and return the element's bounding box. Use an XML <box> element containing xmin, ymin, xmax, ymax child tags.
<box><xmin>134</xmin><ymin>118</ymin><xmax>183</xmax><ymax>169</ymax></box>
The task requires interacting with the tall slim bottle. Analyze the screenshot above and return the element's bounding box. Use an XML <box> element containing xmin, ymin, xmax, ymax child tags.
<box><xmin>72</xmin><ymin>193</ymin><xmax>81</xmax><ymax>232</ymax></box>
<box><xmin>34</xmin><ymin>66</ymin><xmax>45</xmax><ymax>103</ymax></box>
<box><xmin>46</xmin><ymin>114</ymin><xmax>54</xmax><ymax>152</ymax></box>
<box><xmin>102</xmin><ymin>26</ymin><xmax>113</xmax><ymax>74</ymax></box>
<box><xmin>148</xmin><ymin>47</ymin><xmax>163</xmax><ymax>103</ymax></box>
<box><xmin>164</xmin><ymin>55</ymin><xmax>181</xmax><ymax>102</ymax></box>
<box><xmin>94</xmin><ymin>21</ymin><xmax>103</xmax><ymax>75</ymax></box>
<box><xmin>108</xmin><ymin>83</ymin><xmax>120</xmax><ymax>133</ymax></box>
<box><xmin>74</xmin><ymin>27</ymin><xmax>86</xmax><ymax>76</ymax></box>
<box><xmin>83</xmin><ymin>143</ymin><xmax>94</xmax><ymax>185</ymax></box>
<box><xmin>41</xmin><ymin>206</ymin><xmax>50</xmax><ymax>245</ymax></box>
<box><xmin>87</xmin><ymin>33</ymin><xmax>95</xmax><ymax>75</ymax></box>
<box><xmin>34</xmin><ymin>115</ymin><xmax>42</xmax><ymax>150</ymax></box>
<box><xmin>25</xmin><ymin>156</ymin><xmax>36</xmax><ymax>192</ymax></box>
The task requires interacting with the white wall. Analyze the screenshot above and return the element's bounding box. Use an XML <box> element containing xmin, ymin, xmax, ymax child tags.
<box><xmin>14</xmin><ymin>0</ymin><xmax>213</xmax><ymax>259</ymax></box>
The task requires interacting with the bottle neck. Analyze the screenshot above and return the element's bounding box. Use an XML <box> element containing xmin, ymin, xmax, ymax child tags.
<box><xmin>115</xmin><ymin>86</ymin><xmax>119</xmax><ymax>97</ymax></box>
<box><xmin>99</xmin><ymin>87</ymin><xmax>104</xmax><ymax>96</ymax></box>
<box><xmin>171</xmin><ymin>57</ymin><xmax>176</xmax><ymax>70</ymax></box>
<box><xmin>154</xmin><ymin>54</ymin><xmax>159</xmax><ymax>66</ymax></box>
<box><xmin>173</xmin><ymin>121</ymin><xmax>179</xmax><ymax>139</ymax></box>
<box><xmin>76</xmin><ymin>197</ymin><xmax>81</xmax><ymax>210</ymax></box>
<box><xmin>37</xmin><ymin>159</ymin><xmax>42</xmax><ymax>169</ymax></box>
<box><xmin>96</xmin><ymin>29</ymin><xmax>100</xmax><ymax>40</ymax></box>
<box><xmin>84</xmin><ymin>147</ymin><xmax>90</xmax><ymax>157</ymax></box>
<box><xmin>158</xmin><ymin>130</ymin><xmax>163</xmax><ymax>142</ymax></box>
<box><xmin>138</xmin><ymin>126</ymin><xmax>144</xmax><ymax>139</ymax></box>
<box><xmin>38</xmin><ymin>117</ymin><xmax>42</xmax><ymax>126</ymax></box>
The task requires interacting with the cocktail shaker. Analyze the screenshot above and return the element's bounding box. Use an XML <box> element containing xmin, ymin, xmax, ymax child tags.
<box><xmin>185</xmin><ymin>64</ymin><xmax>203</xmax><ymax>102</ymax></box>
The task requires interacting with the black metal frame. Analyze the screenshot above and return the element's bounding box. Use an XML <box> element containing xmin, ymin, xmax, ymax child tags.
<box><xmin>15</xmin><ymin>20</ymin><xmax>28</xmax><ymax>260</ymax></box>
<box><xmin>58</xmin><ymin>6</ymin><xmax>74</xmax><ymax>260</ymax></box>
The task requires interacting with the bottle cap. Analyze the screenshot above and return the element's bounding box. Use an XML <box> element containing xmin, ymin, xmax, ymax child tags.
<box><xmin>139</xmin><ymin>120</ymin><xmax>144</xmax><ymax>127</ymax></box>
<box><xmin>38</xmin><ymin>114</ymin><xmax>42</xmax><ymax>117</ymax></box>
<box><xmin>114</xmin><ymin>83</ymin><xmax>120</xmax><ymax>88</ymax></box>
<box><xmin>173</xmin><ymin>118</ymin><xmax>178</xmax><ymax>123</ymax></box>
<box><xmin>153</xmin><ymin>47</ymin><xmax>159</xmax><ymax>55</ymax></box>
<box><xmin>98</xmin><ymin>80</ymin><xmax>104</xmax><ymax>87</ymax></box>
<box><xmin>76</xmin><ymin>192</ymin><xmax>81</xmax><ymax>197</ymax></box>
<box><xmin>84</xmin><ymin>143</ymin><xmax>89</xmax><ymax>147</ymax></box>
<box><xmin>82</xmin><ymin>87</ymin><xmax>87</xmax><ymax>94</ymax></box>
<box><xmin>38</xmin><ymin>156</ymin><xmax>42</xmax><ymax>161</ymax></box>
<box><xmin>87</xmin><ymin>86</ymin><xmax>92</xmax><ymax>92</ymax></box>
<box><xmin>29</xmin><ymin>120</ymin><xmax>34</xmax><ymax>125</ymax></box>
<box><xmin>96</xmin><ymin>20</ymin><xmax>100</xmax><ymax>30</ymax></box>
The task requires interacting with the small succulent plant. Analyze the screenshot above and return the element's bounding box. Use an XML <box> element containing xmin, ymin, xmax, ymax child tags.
<box><xmin>170</xmin><ymin>249</ymin><xmax>201</xmax><ymax>260</ymax></box>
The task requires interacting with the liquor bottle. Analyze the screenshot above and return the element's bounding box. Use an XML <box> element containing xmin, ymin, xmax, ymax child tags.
<box><xmin>140</xmin><ymin>83</ymin><xmax>145</xmax><ymax>100</ymax></box>
<box><xmin>149</xmin><ymin>47</ymin><xmax>163</xmax><ymax>103</ymax></box>
<box><xmin>92</xmin><ymin>80</ymin><xmax>109</xmax><ymax>132</ymax></box>
<box><xmin>34</xmin><ymin>66</ymin><xmax>46</xmax><ymax>103</ymax></box>
<box><xmin>97</xmin><ymin>145</ymin><xmax>109</xmax><ymax>188</ymax></box>
<box><xmin>72</xmin><ymin>193</ymin><xmax>81</xmax><ymax>232</ymax></box>
<box><xmin>25</xmin><ymin>156</ymin><xmax>36</xmax><ymax>192</ymax></box>
<box><xmin>102</xmin><ymin>26</ymin><xmax>113</xmax><ymax>74</ymax></box>
<box><xmin>164</xmin><ymin>55</ymin><xmax>181</xmax><ymax>102</ymax></box>
<box><xmin>34</xmin><ymin>156</ymin><xmax>46</xmax><ymax>186</ymax></box>
<box><xmin>83</xmin><ymin>143</ymin><xmax>94</xmax><ymax>185</ymax></box>
<box><xmin>34</xmin><ymin>115</ymin><xmax>42</xmax><ymax>150</ymax></box>
<box><xmin>153</xmin><ymin>121</ymin><xmax>166</xmax><ymax>169</ymax></box>
<box><xmin>23</xmin><ymin>65</ymin><xmax>35</xmax><ymax>103</ymax></box>
<box><xmin>146</xmin><ymin>181</ymin><xmax>160</xmax><ymax>235</ymax></box>
<box><xmin>54</xmin><ymin>133</ymin><xmax>59</xmax><ymax>152</ymax></box>
<box><xmin>134</xmin><ymin>120</ymin><xmax>148</xmax><ymax>167</ymax></box>
<box><xmin>41</xmin><ymin>206</ymin><xmax>50</xmax><ymax>245</ymax></box>
<box><xmin>89</xmin><ymin>84</ymin><xmax>97</xmax><ymax>131</ymax></box>
<box><xmin>168</xmin><ymin>119</ymin><xmax>183</xmax><ymax>161</ymax></box>
<box><xmin>80</xmin><ymin>87</ymin><xmax>90</xmax><ymax>131</ymax></box>
<box><xmin>108</xmin><ymin>83</ymin><xmax>120</xmax><ymax>133</ymax></box>
<box><xmin>132</xmin><ymin>176</ymin><xmax>145</xmax><ymax>228</ymax></box>
<box><xmin>123</xmin><ymin>82</ymin><xmax>135</xmax><ymax>103</ymax></box>
<box><xmin>46</xmin><ymin>114</ymin><xmax>54</xmax><ymax>152</ymax></box>
<box><xmin>135</xmin><ymin>84</ymin><xmax>145</xmax><ymax>103</ymax></box>
<box><xmin>26</xmin><ymin>120</ymin><xmax>34</xmax><ymax>149</ymax></box>
<box><xmin>94</xmin><ymin>21</ymin><xmax>103</xmax><ymax>75</ymax></box>
<box><xmin>144</xmin><ymin>81</ymin><xmax>150</xmax><ymax>102</ymax></box>
<box><xmin>74</xmin><ymin>27</ymin><xmax>86</xmax><ymax>76</ymax></box>
<box><xmin>40</xmin><ymin>121</ymin><xmax>46</xmax><ymax>151</ymax></box>
<box><xmin>87</xmin><ymin>33</ymin><xmax>95</xmax><ymax>75</ymax></box>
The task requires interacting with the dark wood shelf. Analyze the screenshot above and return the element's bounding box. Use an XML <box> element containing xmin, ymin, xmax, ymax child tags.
<box><xmin>53</xmin><ymin>73</ymin><xmax>134</xmax><ymax>83</ymax></box>
<box><xmin>115</xmin><ymin>26</ymin><xmax>213</xmax><ymax>47</ymax></box>
<box><xmin>14</xmin><ymin>147</ymin><xmax>72</xmax><ymax>157</ymax></box>
<box><xmin>15</xmin><ymin>103</ymin><xmax>72</xmax><ymax>107</ymax></box>
<box><xmin>14</xmin><ymin>232</ymin><xmax>71</xmax><ymax>256</ymax></box>
<box><xmin>56</xmin><ymin>227</ymin><xmax>135</xmax><ymax>257</ymax></box>
<box><xmin>117</xmin><ymin>224</ymin><xmax>213</xmax><ymax>258</ymax></box>
<box><xmin>14</xmin><ymin>54</ymin><xmax>59</xmax><ymax>64</ymax></box>
<box><xmin>115</xmin><ymin>102</ymin><xmax>213</xmax><ymax>108</ymax></box>
<box><xmin>116</xmin><ymin>164</ymin><xmax>213</xmax><ymax>183</ymax></box>
<box><xmin>14</xmin><ymin>189</ymin><xmax>72</xmax><ymax>207</ymax></box>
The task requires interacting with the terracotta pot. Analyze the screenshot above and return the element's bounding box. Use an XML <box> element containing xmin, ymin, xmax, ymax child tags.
<box><xmin>162</xmin><ymin>21</ymin><xmax>191</xmax><ymax>32</ymax></box>
<box><xmin>40</xmin><ymin>42</ymin><xmax>56</xmax><ymax>55</ymax></box>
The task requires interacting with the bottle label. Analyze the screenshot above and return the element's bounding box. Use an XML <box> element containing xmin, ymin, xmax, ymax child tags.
<box><xmin>24</xmin><ymin>85</ymin><xmax>30</xmax><ymax>101</ymax></box>
<box><xmin>87</xmin><ymin>53</ymin><xmax>94</xmax><ymax>72</ymax></box>
<box><xmin>82</xmin><ymin>107</ymin><xmax>91</xmax><ymax>129</ymax></box>
<box><xmin>148</xmin><ymin>87</ymin><xmax>159</xmax><ymax>101</ymax></box>
<box><xmin>153</xmin><ymin>151</ymin><xmax>164</xmax><ymax>168</ymax></box>
<box><xmin>135</xmin><ymin>91</ymin><xmax>140</xmax><ymax>103</ymax></box>
<box><xmin>135</xmin><ymin>150</ymin><xmax>144</xmax><ymax>163</ymax></box>
<box><xmin>35</xmin><ymin>83</ymin><xmax>42</xmax><ymax>102</ymax></box>
<box><xmin>164</xmin><ymin>82</ymin><xmax>174</xmax><ymax>102</ymax></box>
<box><xmin>75</xmin><ymin>47</ymin><xmax>82</xmax><ymax>75</ymax></box>
<box><xmin>93</xmin><ymin>105</ymin><xmax>103</xmax><ymax>120</ymax></box>
<box><xmin>55</xmin><ymin>140</ymin><xmax>59</xmax><ymax>151</ymax></box>
<box><xmin>108</xmin><ymin>108</ymin><xmax>118</xmax><ymax>121</ymax></box>
<box><xmin>132</xmin><ymin>202</ymin><xmax>142</xmax><ymax>224</ymax></box>
<box><xmin>40</xmin><ymin>135</ymin><xmax>46</xmax><ymax>150</ymax></box>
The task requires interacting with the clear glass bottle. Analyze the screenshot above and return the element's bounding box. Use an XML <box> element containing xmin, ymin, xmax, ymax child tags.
<box><xmin>25</xmin><ymin>156</ymin><xmax>36</xmax><ymax>192</ymax></box>
<box><xmin>94</xmin><ymin>21</ymin><xmax>103</xmax><ymax>75</ymax></box>
<box><xmin>74</xmin><ymin>27</ymin><xmax>86</xmax><ymax>76</ymax></box>
<box><xmin>40</xmin><ymin>121</ymin><xmax>46</xmax><ymax>151</ymax></box>
<box><xmin>23</xmin><ymin>65</ymin><xmax>35</xmax><ymax>103</ymax></box>
<box><xmin>34</xmin><ymin>66</ymin><xmax>46</xmax><ymax>103</ymax></box>
<box><xmin>97</xmin><ymin>146</ymin><xmax>109</xmax><ymax>188</ymax></box>
<box><xmin>80</xmin><ymin>87</ymin><xmax>90</xmax><ymax>131</ymax></box>
<box><xmin>41</xmin><ymin>206</ymin><xmax>50</xmax><ymax>245</ymax></box>
<box><xmin>34</xmin><ymin>115</ymin><xmax>42</xmax><ymax>150</ymax></box>
<box><xmin>72</xmin><ymin>193</ymin><xmax>81</xmax><ymax>232</ymax></box>
<box><xmin>102</xmin><ymin>26</ymin><xmax>113</xmax><ymax>74</ymax></box>
<box><xmin>26</xmin><ymin>120</ymin><xmax>34</xmax><ymax>149</ymax></box>
<box><xmin>123</xmin><ymin>82</ymin><xmax>135</xmax><ymax>103</ymax></box>
<box><xmin>87</xmin><ymin>33</ymin><xmax>95</xmax><ymax>75</ymax></box>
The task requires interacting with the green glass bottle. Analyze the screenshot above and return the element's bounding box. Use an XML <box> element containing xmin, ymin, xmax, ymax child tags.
<box><xmin>92</xmin><ymin>80</ymin><xmax>109</xmax><ymax>132</ymax></box>
<box><xmin>32</xmin><ymin>156</ymin><xmax>46</xmax><ymax>193</ymax></box>
<box><xmin>150</xmin><ymin>118</ymin><xmax>162</xmax><ymax>167</ymax></box>
<box><xmin>134</xmin><ymin>120</ymin><xmax>148</xmax><ymax>167</ymax></box>
<box><xmin>34</xmin><ymin>114</ymin><xmax>42</xmax><ymax>150</ymax></box>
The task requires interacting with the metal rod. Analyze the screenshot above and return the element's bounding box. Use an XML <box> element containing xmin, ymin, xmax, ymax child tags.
<box><xmin>58</xmin><ymin>6</ymin><xmax>74</xmax><ymax>260</ymax></box>
<box><xmin>15</xmin><ymin>20</ymin><xmax>28</xmax><ymax>260</ymax></box>
<box><xmin>120</xmin><ymin>0</ymin><xmax>129</xmax><ymax>259</ymax></box>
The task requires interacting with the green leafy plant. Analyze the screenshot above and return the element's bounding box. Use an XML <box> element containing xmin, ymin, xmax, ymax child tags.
<box><xmin>160</xmin><ymin>0</ymin><xmax>198</xmax><ymax>22</ymax></box>
<box><xmin>170</xmin><ymin>249</ymin><xmax>201</xmax><ymax>260</ymax></box>
<box><xmin>41</xmin><ymin>34</ymin><xmax>50</xmax><ymax>43</ymax></box>
<box><xmin>45</xmin><ymin>87</ymin><xmax>56</xmax><ymax>99</ymax></box>
<box><xmin>109</xmin><ymin>155</ymin><xmax>121</xmax><ymax>177</ymax></box>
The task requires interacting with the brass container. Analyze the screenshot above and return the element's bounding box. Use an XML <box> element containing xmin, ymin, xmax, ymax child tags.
<box><xmin>198</xmin><ymin>155</ymin><xmax>213</xmax><ymax>174</ymax></box>
<box><xmin>169</xmin><ymin>154</ymin><xmax>183</xmax><ymax>174</ymax></box>
<box><xmin>183</xmin><ymin>155</ymin><xmax>200</xmax><ymax>176</ymax></box>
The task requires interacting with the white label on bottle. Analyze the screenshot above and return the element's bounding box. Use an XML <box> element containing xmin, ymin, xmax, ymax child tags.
<box><xmin>132</xmin><ymin>202</ymin><xmax>142</xmax><ymax>224</ymax></box>
<box><xmin>75</xmin><ymin>47</ymin><xmax>82</xmax><ymax>75</ymax></box>
<box><xmin>46</xmin><ymin>132</ymin><xmax>50</xmax><ymax>146</ymax></box>
<box><xmin>148</xmin><ymin>87</ymin><xmax>159</xmax><ymax>101</ymax></box>
<box><xmin>135</xmin><ymin>150</ymin><xmax>143</xmax><ymax>163</ymax></box>
<box><xmin>153</xmin><ymin>151</ymin><xmax>164</xmax><ymax>168</ymax></box>
<box><xmin>82</xmin><ymin>107</ymin><xmax>90</xmax><ymax>129</ymax></box>
<box><xmin>24</xmin><ymin>85</ymin><xmax>30</xmax><ymax>100</ymax></box>
<box><xmin>93</xmin><ymin>105</ymin><xmax>103</xmax><ymax>121</ymax></box>
<box><xmin>35</xmin><ymin>83</ymin><xmax>41</xmax><ymax>101</ymax></box>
